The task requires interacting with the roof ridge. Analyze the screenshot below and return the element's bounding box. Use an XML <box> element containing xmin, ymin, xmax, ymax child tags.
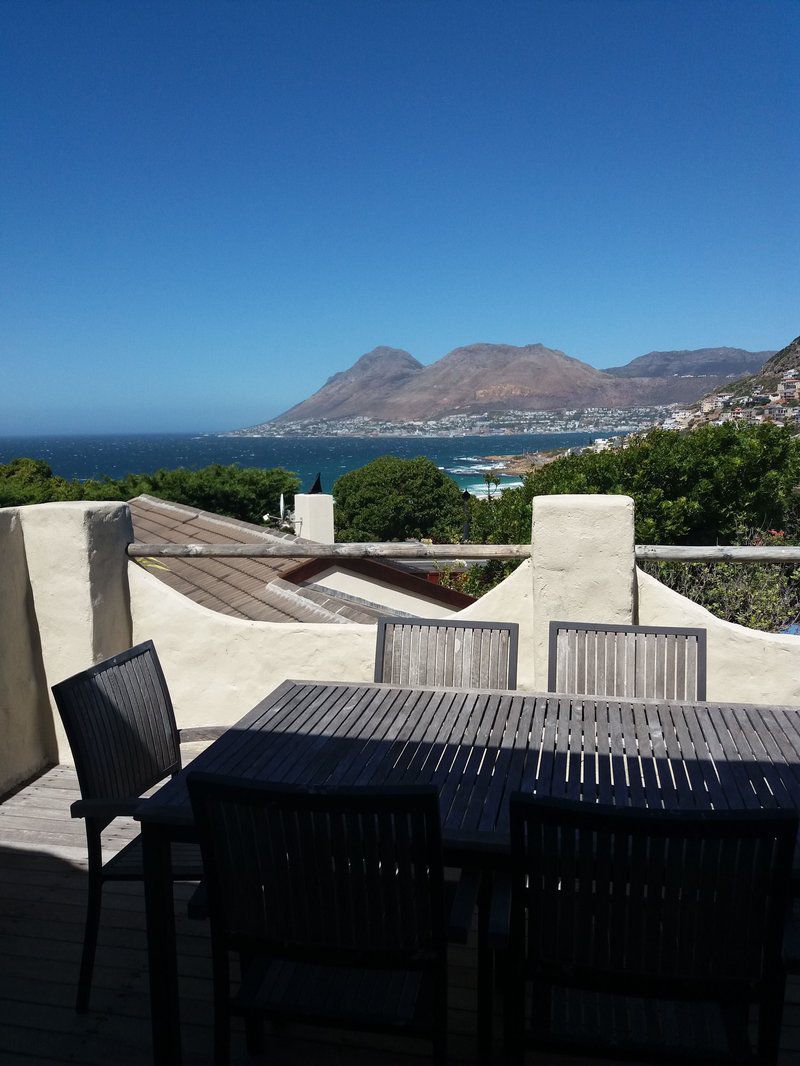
<box><xmin>128</xmin><ymin>494</ymin><xmax>322</xmax><ymax>547</ymax></box>
<box><xmin>266</xmin><ymin>578</ymin><xmax>351</xmax><ymax>624</ymax></box>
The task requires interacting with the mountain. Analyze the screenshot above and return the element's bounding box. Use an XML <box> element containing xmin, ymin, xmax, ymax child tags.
<box><xmin>273</xmin><ymin>347</ymin><xmax>423</xmax><ymax>422</ymax></box>
<box><xmin>245</xmin><ymin>342</ymin><xmax>779</xmax><ymax>429</ymax></box>
<box><xmin>694</xmin><ymin>335</ymin><xmax>800</xmax><ymax>405</ymax></box>
<box><xmin>606</xmin><ymin>347</ymin><xmax>773</xmax><ymax>379</ymax></box>
<box><xmin>375</xmin><ymin>343</ymin><xmax>627</xmax><ymax>417</ymax></box>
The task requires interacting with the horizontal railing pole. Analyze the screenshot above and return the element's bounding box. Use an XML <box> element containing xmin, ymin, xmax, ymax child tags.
<box><xmin>126</xmin><ymin>542</ymin><xmax>800</xmax><ymax>563</ymax></box>
<box><xmin>127</xmin><ymin>542</ymin><xmax>532</xmax><ymax>560</ymax></box>
<box><xmin>635</xmin><ymin>545</ymin><xmax>800</xmax><ymax>563</ymax></box>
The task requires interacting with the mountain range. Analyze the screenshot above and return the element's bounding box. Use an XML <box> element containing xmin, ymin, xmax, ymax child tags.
<box><xmin>704</xmin><ymin>335</ymin><xmax>800</xmax><ymax>398</ymax></box>
<box><xmin>250</xmin><ymin>342</ymin><xmax>775</xmax><ymax>427</ymax></box>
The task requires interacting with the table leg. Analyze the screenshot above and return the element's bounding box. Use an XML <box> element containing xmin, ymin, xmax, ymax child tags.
<box><xmin>142</xmin><ymin>823</ymin><xmax>181</xmax><ymax>1064</ymax></box>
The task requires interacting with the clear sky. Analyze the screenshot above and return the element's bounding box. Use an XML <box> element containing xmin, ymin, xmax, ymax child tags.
<box><xmin>2</xmin><ymin>0</ymin><xmax>798</xmax><ymax>434</ymax></box>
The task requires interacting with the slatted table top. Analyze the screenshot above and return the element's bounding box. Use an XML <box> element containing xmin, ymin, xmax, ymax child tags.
<box><xmin>136</xmin><ymin>680</ymin><xmax>800</xmax><ymax>856</ymax></box>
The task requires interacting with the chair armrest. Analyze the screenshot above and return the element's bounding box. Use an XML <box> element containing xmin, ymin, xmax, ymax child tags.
<box><xmin>447</xmin><ymin>868</ymin><xmax>482</xmax><ymax>944</ymax></box>
<box><xmin>70</xmin><ymin>797</ymin><xmax>141</xmax><ymax>820</ymax></box>
<box><xmin>179</xmin><ymin>726</ymin><xmax>226</xmax><ymax>743</ymax></box>
<box><xmin>488</xmin><ymin>872</ymin><xmax>512</xmax><ymax>950</ymax></box>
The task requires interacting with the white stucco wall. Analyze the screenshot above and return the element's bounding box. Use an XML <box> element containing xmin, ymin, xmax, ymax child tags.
<box><xmin>311</xmin><ymin>566</ymin><xmax>454</xmax><ymax>618</ymax></box>
<box><xmin>128</xmin><ymin>564</ymin><xmax>376</xmax><ymax>732</ymax></box>
<box><xmin>636</xmin><ymin>567</ymin><xmax>800</xmax><ymax>704</ymax></box>
<box><xmin>454</xmin><ymin>559</ymin><xmax>535</xmax><ymax>688</ymax></box>
<box><xmin>0</xmin><ymin>510</ymin><xmax>57</xmax><ymax>793</ymax></box>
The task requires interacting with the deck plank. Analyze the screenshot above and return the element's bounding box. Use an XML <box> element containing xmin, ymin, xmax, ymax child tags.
<box><xmin>1</xmin><ymin>764</ymin><xmax>799</xmax><ymax>1064</ymax></box>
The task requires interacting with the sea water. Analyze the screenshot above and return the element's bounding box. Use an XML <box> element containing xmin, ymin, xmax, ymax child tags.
<box><xmin>0</xmin><ymin>431</ymin><xmax>613</xmax><ymax>495</ymax></box>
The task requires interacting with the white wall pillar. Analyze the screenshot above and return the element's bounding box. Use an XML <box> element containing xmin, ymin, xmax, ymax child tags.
<box><xmin>531</xmin><ymin>494</ymin><xmax>635</xmax><ymax>682</ymax></box>
<box><xmin>19</xmin><ymin>501</ymin><xmax>134</xmax><ymax>762</ymax></box>
<box><xmin>0</xmin><ymin>509</ymin><xmax>58</xmax><ymax>793</ymax></box>
<box><xmin>293</xmin><ymin>493</ymin><xmax>335</xmax><ymax>544</ymax></box>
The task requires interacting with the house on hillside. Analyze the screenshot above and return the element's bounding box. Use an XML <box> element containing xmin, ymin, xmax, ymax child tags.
<box><xmin>128</xmin><ymin>494</ymin><xmax>472</xmax><ymax>624</ymax></box>
<box><xmin>764</xmin><ymin>404</ymin><xmax>788</xmax><ymax>422</ymax></box>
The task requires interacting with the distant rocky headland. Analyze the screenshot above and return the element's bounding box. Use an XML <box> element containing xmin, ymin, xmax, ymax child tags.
<box><xmin>230</xmin><ymin>341</ymin><xmax>774</xmax><ymax>437</ymax></box>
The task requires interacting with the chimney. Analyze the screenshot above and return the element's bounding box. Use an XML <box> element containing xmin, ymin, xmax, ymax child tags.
<box><xmin>293</xmin><ymin>474</ymin><xmax>334</xmax><ymax>544</ymax></box>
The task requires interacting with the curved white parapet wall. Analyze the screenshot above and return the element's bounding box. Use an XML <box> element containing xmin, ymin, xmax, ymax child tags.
<box><xmin>128</xmin><ymin>564</ymin><xmax>376</xmax><ymax>733</ymax></box>
<box><xmin>454</xmin><ymin>559</ymin><xmax>535</xmax><ymax>688</ymax></box>
<box><xmin>636</xmin><ymin>568</ymin><xmax>800</xmax><ymax>704</ymax></box>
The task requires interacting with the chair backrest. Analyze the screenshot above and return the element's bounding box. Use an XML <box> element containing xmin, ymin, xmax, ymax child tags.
<box><xmin>509</xmin><ymin>794</ymin><xmax>797</xmax><ymax>988</ymax></box>
<box><xmin>187</xmin><ymin>773</ymin><xmax>446</xmax><ymax>967</ymax></box>
<box><xmin>548</xmin><ymin>621</ymin><xmax>707</xmax><ymax>700</ymax></box>
<box><xmin>374</xmin><ymin>617</ymin><xmax>519</xmax><ymax>689</ymax></box>
<box><xmin>51</xmin><ymin>640</ymin><xmax>181</xmax><ymax>803</ymax></box>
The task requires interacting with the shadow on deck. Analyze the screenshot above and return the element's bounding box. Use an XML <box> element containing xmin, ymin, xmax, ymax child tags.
<box><xmin>0</xmin><ymin>766</ymin><xmax>799</xmax><ymax>1065</ymax></box>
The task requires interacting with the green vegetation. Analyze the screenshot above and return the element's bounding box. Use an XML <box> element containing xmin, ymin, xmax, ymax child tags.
<box><xmin>642</xmin><ymin>530</ymin><xmax>800</xmax><ymax>632</ymax></box>
<box><xmin>454</xmin><ymin>423</ymin><xmax>800</xmax><ymax>630</ymax></box>
<box><xmin>333</xmin><ymin>455</ymin><xmax>463</xmax><ymax>542</ymax></box>
<box><xmin>0</xmin><ymin>458</ymin><xmax>299</xmax><ymax>526</ymax></box>
<box><xmin>468</xmin><ymin>423</ymin><xmax>800</xmax><ymax>546</ymax></box>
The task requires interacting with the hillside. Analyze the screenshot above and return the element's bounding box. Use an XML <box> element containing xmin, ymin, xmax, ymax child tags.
<box><xmin>247</xmin><ymin>341</ymin><xmax>778</xmax><ymax>429</ymax></box>
<box><xmin>695</xmin><ymin>335</ymin><xmax>800</xmax><ymax>404</ymax></box>
<box><xmin>606</xmin><ymin>347</ymin><xmax>771</xmax><ymax>379</ymax></box>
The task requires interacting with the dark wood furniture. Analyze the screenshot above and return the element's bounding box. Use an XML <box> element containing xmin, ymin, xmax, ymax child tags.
<box><xmin>188</xmin><ymin>775</ymin><xmax>455</xmax><ymax>1064</ymax></box>
<box><xmin>548</xmin><ymin>620</ymin><xmax>707</xmax><ymax>700</ymax></box>
<box><xmin>500</xmin><ymin>795</ymin><xmax>797</xmax><ymax>1064</ymax></box>
<box><xmin>374</xmin><ymin>617</ymin><xmax>519</xmax><ymax>689</ymax></box>
<box><xmin>51</xmin><ymin>640</ymin><xmax>220</xmax><ymax>1012</ymax></box>
<box><xmin>136</xmin><ymin>680</ymin><xmax>800</xmax><ymax>1063</ymax></box>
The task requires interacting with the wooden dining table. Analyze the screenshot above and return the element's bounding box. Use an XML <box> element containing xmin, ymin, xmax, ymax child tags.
<box><xmin>135</xmin><ymin>678</ymin><xmax>800</xmax><ymax>1063</ymax></box>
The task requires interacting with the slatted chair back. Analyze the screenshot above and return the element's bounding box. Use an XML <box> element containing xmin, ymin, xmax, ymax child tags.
<box><xmin>52</xmin><ymin>640</ymin><xmax>181</xmax><ymax>805</ymax></box>
<box><xmin>187</xmin><ymin>774</ymin><xmax>447</xmax><ymax>967</ymax></box>
<box><xmin>548</xmin><ymin>621</ymin><xmax>707</xmax><ymax>700</ymax></box>
<box><xmin>509</xmin><ymin>795</ymin><xmax>796</xmax><ymax>989</ymax></box>
<box><xmin>374</xmin><ymin>618</ymin><xmax>519</xmax><ymax>689</ymax></box>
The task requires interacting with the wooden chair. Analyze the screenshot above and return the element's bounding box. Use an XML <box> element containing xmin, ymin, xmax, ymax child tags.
<box><xmin>548</xmin><ymin>620</ymin><xmax>707</xmax><ymax>699</ymax></box>
<box><xmin>374</xmin><ymin>617</ymin><xmax>519</xmax><ymax>689</ymax></box>
<box><xmin>497</xmin><ymin>795</ymin><xmax>797</xmax><ymax>1064</ymax></box>
<box><xmin>187</xmin><ymin>775</ymin><xmax>477</xmax><ymax>1064</ymax></box>
<box><xmin>51</xmin><ymin>640</ymin><xmax>220</xmax><ymax>1012</ymax></box>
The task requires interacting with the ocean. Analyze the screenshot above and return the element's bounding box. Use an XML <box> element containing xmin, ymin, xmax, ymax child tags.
<box><xmin>0</xmin><ymin>431</ymin><xmax>613</xmax><ymax>496</ymax></box>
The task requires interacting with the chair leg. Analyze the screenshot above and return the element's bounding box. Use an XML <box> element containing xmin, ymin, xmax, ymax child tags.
<box><xmin>76</xmin><ymin>870</ymin><xmax>103</xmax><ymax>1012</ymax></box>
<box><xmin>758</xmin><ymin>978</ymin><xmax>786</xmax><ymax>1065</ymax></box>
<box><xmin>502</xmin><ymin>966</ymin><xmax>525</xmax><ymax>1065</ymax></box>
<box><xmin>244</xmin><ymin>1014</ymin><xmax>264</xmax><ymax>1055</ymax></box>
<box><xmin>212</xmin><ymin>946</ymin><xmax>231</xmax><ymax>1066</ymax></box>
<box><xmin>433</xmin><ymin>961</ymin><xmax>448</xmax><ymax>1065</ymax></box>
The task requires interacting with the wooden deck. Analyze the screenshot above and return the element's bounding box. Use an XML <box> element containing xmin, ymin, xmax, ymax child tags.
<box><xmin>1</xmin><ymin>765</ymin><xmax>800</xmax><ymax>1065</ymax></box>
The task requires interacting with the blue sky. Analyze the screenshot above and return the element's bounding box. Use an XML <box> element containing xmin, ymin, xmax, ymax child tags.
<box><xmin>2</xmin><ymin>0</ymin><xmax>798</xmax><ymax>433</ymax></box>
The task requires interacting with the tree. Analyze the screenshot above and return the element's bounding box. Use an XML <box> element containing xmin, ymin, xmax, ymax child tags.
<box><xmin>446</xmin><ymin>423</ymin><xmax>800</xmax><ymax>630</ymax></box>
<box><xmin>467</xmin><ymin>423</ymin><xmax>800</xmax><ymax>547</ymax></box>
<box><xmin>0</xmin><ymin>459</ymin><xmax>300</xmax><ymax>526</ymax></box>
<box><xmin>333</xmin><ymin>455</ymin><xmax>463</xmax><ymax>542</ymax></box>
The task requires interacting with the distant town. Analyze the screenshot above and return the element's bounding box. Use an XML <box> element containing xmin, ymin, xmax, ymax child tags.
<box><xmin>228</xmin><ymin>405</ymin><xmax>677</xmax><ymax>439</ymax></box>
